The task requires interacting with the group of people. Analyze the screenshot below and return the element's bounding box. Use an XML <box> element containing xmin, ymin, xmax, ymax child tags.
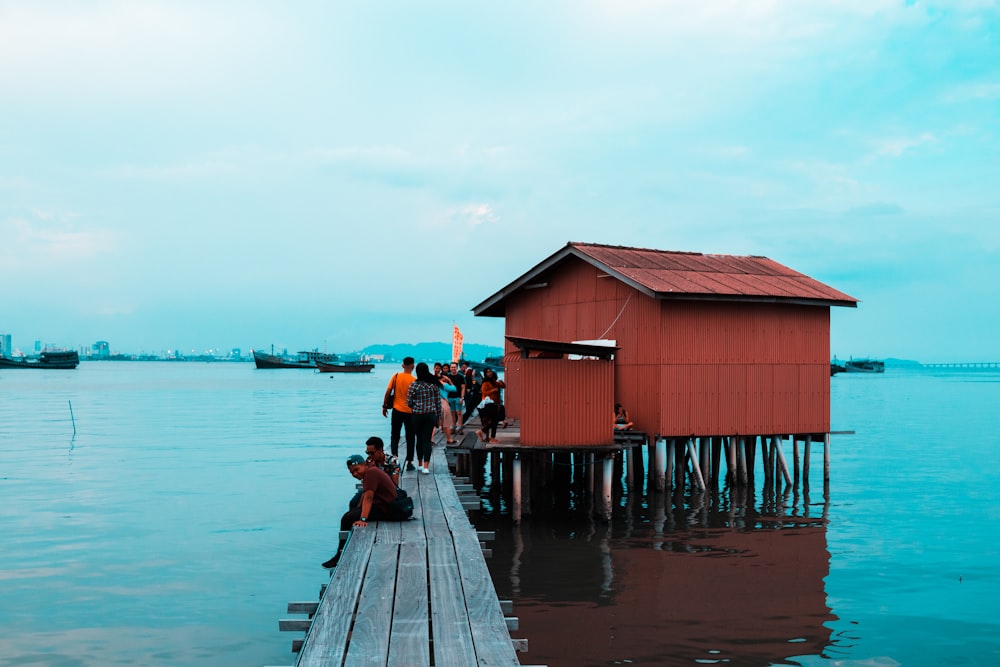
<box><xmin>321</xmin><ymin>435</ymin><xmax>408</xmax><ymax>569</ymax></box>
<box><xmin>381</xmin><ymin>357</ymin><xmax>506</xmax><ymax>469</ymax></box>
<box><xmin>322</xmin><ymin>358</ymin><xmax>507</xmax><ymax>570</ymax></box>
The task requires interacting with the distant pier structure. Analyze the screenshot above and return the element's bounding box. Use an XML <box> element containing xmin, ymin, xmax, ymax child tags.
<box><xmin>921</xmin><ymin>362</ymin><xmax>1000</xmax><ymax>369</ymax></box>
<box><xmin>465</xmin><ymin>242</ymin><xmax>859</xmax><ymax>519</ymax></box>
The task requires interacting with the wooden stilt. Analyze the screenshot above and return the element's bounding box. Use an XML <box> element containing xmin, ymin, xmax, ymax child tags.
<box><xmin>737</xmin><ymin>436</ymin><xmax>747</xmax><ymax>486</ymax></box>
<box><xmin>654</xmin><ymin>438</ymin><xmax>667</xmax><ymax>492</ymax></box>
<box><xmin>793</xmin><ymin>436</ymin><xmax>801</xmax><ymax>488</ymax></box>
<box><xmin>773</xmin><ymin>436</ymin><xmax>792</xmax><ymax>487</ymax></box>
<box><xmin>724</xmin><ymin>436</ymin><xmax>735</xmax><ymax>485</ymax></box>
<box><xmin>699</xmin><ymin>437</ymin><xmax>710</xmax><ymax>486</ymax></box>
<box><xmin>602</xmin><ymin>455</ymin><xmax>614</xmax><ymax>521</ymax></box>
<box><xmin>665</xmin><ymin>438</ymin><xmax>675</xmax><ymax>492</ymax></box>
<box><xmin>803</xmin><ymin>435</ymin><xmax>812</xmax><ymax>493</ymax></box>
<box><xmin>522</xmin><ymin>454</ymin><xmax>531</xmax><ymax>517</ymax></box>
<box><xmin>686</xmin><ymin>438</ymin><xmax>706</xmax><ymax>491</ymax></box>
<box><xmin>711</xmin><ymin>436</ymin><xmax>723</xmax><ymax>489</ymax></box>
<box><xmin>674</xmin><ymin>439</ymin><xmax>686</xmax><ymax>491</ymax></box>
<box><xmin>823</xmin><ymin>433</ymin><xmax>831</xmax><ymax>493</ymax></box>
<box><xmin>512</xmin><ymin>455</ymin><xmax>522</xmax><ymax>524</ymax></box>
<box><xmin>625</xmin><ymin>446</ymin><xmax>634</xmax><ymax>489</ymax></box>
<box><xmin>587</xmin><ymin>452</ymin><xmax>595</xmax><ymax>494</ymax></box>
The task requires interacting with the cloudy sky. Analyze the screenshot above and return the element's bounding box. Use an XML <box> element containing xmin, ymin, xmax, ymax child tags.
<box><xmin>1</xmin><ymin>1</ymin><xmax>997</xmax><ymax>362</ymax></box>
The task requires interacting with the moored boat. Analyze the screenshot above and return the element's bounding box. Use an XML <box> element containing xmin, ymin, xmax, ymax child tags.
<box><xmin>844</xmin><ymin>358</ymin><xmax>885</xmax><ymax>373</ymax></box>
<box><xmin>315</xmin><ymin>359</ymin><xmax>375</xmax><ymax>373</ymax></box>
<box><xmin>0</xmin><ymin>350</ymin><xmax>80</xmax><ymax>369</ymax></box>
<box><xmin>252</xmin><ymin>349</ymin><xmax>338</xmax><ymax>369</ymax></box>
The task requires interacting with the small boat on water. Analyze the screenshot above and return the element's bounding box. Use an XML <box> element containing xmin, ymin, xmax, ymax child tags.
<box><xmin>0</xmin><ymin>350</ymin><xmax>80</xmax><ymax>369</ymax></box>
<box><xmin>315</xmin><ymin>359</ymin><xmax>375</xmax><ymax>373</ymax></box>
<box><xmin>844</xmin><ymin>358</ymin><xmax>885</xmax><ymax>373</ymax></box>
<box><xmin>830</xmin><ymin>360</ymin><xmax>847</xmax><ymax>376</ymax></box>
<box><xmin>252</xmin><ymin>349</ymin><xmax>338</xmax><ymax>369</ymax></box>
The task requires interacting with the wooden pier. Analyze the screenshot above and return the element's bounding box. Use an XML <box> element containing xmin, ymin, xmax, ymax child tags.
<box><xmin>277</xmin><ymin>442</ymin><xmax>534</xmax><ymax>667</ymax></box>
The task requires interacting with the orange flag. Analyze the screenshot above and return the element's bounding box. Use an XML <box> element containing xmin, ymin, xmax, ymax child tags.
<box><xmin>452</xmin><ymin>324</ymin><xmax>464</xmax><ymax>363</ymax></box>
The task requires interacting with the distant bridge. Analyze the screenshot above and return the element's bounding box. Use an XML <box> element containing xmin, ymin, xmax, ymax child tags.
<box><xmin>921</xmin><ymin>362</ymin><xmax>1000</xmax><ymax>369</ymax></box>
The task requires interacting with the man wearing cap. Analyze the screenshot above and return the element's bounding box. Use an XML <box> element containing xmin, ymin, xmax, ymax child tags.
<box><xmin>322</xmin><ymin>453</ymin><xmax>400</xmax><ymax>569</ymax></box>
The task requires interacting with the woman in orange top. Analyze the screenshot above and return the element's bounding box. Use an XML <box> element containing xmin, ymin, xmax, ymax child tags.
<box><xmin>476</xmin><ymin>368</ymin><xmax>505</xmax><ymax>443</ymax></box>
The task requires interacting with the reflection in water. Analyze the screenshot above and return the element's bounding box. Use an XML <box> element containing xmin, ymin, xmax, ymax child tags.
<box><xmin>475</xmin><ymin>455</ymin><xmax>835</xmax><ymax>667</ymax></box>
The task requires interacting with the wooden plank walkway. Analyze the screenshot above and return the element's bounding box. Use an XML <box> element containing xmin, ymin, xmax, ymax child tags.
<box><xmin>281</xmin><ymin>440</ymin><xmax>526</xmax><ymax>667</ymax></box>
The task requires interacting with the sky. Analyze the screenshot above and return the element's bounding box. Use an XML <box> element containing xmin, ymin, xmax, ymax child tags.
<box><xmin>1</xmin><ymin>1</ymin><xmax>997</xmax><ymax>362</ymax></box>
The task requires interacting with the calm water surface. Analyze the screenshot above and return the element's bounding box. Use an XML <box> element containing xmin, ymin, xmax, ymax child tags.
<box><xmin>2</xmin><ymin>363</ymin><xmax>999</xmax><ymax>666</ymax></box>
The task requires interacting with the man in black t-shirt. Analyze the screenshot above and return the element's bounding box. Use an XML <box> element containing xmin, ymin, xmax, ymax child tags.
<box><xmin>447</xmin><ymin>362</ymin><xmax>466</xmax><ymax>434</ymax></box>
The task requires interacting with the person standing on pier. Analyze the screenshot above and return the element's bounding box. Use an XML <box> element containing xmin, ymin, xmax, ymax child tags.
<box><xmin>447</xmin><ymin>362</ymin><xmax>466</xmax><ymax>435</ymax></box>
<box><xmin>406</xmin><ymin>362</ymin><xmax>442</xmax><ymax>475</ymax></box>
<box><xmin>382</xmin><ymin>357</ymin><xmax>416</xmax><ymax>471</ymax></box>
<box><xmin>322</xmin><ymin>454</ymin><xmax>400</xmax><ymax>569</ymax></box>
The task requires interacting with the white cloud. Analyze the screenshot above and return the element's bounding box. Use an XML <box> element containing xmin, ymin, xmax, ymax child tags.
<box><xmin>0</xmin><ymin>1</ymin><xmax>288</xmax><ymax>102</ymax></box>
<box><xmin>871</xmin><ymin>132</ymin><xmax>937</xmax><ymax>159</ymax></box>
<box><xmin>0</xmin><ymin>213</ymin><xmax>115</xmax><ymax>269</ymax></box>
<box><xmin>449</xmin><ymin>204</ymin><xmax>498</xmax><ymax>227</ymax></box>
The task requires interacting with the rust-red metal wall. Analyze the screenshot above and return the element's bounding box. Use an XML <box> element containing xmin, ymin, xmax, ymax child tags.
<box><xmin>517</xmin><ymin>357</ymin><xmax>614</xmax><ymax>446</ymax></box>
<box><xmin>502</xmin><ymin>257</ymin><xmax>832</xmax><ymax>442</ymax></box>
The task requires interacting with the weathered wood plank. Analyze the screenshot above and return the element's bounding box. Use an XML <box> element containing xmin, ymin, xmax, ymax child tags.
<box><xmin>343</xmin><ymin>541</ymin><xmax>399</xmax><ymax>667</ymax></box>
<box><xmin>428</xmin><ymin>536</ymin><xmax>478</xmax><ymax>666</ymax></box>
<box><xmin>286</xmin><ymin>601</ymin><xmax>319</xmax><ymax>615</ymax></box>
<box><xmin>388</xmin><ymin>541</ymin><xmax>430</xmax><ymax>665</ymax></box>
<box><xmin>432</xmin><ymin>448</ymin><xmax>521</xmax><ymax>666</ymax></box>
<box><xmin>295</xmin><ymin>527</ymin><xmax>376</xmax><ymax>666</ymax></box>
<box><xmin>278</xmin><ymin>618</ymin><xmax>311</xmax><ymax>632</ymax></box>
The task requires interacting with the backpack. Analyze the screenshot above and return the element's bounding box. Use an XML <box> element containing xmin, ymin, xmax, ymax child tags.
<box><xmin>388</xmin><ymin>487</ymin><xmax>414</xmax><ymax>520</ymax></box>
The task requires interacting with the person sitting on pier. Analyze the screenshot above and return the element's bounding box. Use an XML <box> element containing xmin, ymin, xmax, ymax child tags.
<box><xmin>347</xmin><ymin>436</ymin><xmax>401</xmax><ymax>510</ymax></box>
<box><xmin>322</xmin><ymin>454</ymin><xmax>403</xmax><ymax>570</ymax></box>
<box><xmin>365</xmin><ymin>436</ymin><xmax>400</xmax><ymax>486</ymax></box>
<box><xmin>614</xmin><ymin>403</ymin><xmax>633</xmax><ymax>430</ymax></box>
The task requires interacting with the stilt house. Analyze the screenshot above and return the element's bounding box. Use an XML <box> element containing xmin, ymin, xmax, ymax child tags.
<box><xmin>472</xmin><ymin>242</ymin><xmax>857</xmax><ymax>448</ymax></box>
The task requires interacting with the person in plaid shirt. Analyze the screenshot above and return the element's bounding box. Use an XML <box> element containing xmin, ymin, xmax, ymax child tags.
<box><xmin>406</xmin><ymin>362</ymin><xmax>442</xmax><ymax>474</ymax></box>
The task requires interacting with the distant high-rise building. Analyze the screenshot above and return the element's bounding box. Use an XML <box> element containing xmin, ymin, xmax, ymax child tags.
<box><xmin>93</xmin><ymin>341</ymin><xmax>110</xmax><ymax>359</ymax></box>
<box><xmin>0</xmin><ymin>333</ymin><xmax>11</xmax><ymax>358</ymax></box>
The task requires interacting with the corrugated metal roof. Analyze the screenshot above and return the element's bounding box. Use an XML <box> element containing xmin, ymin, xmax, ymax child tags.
<box><xmin>473</xmin><ymin>242</ymin><xmax>858</xmax><ymax>317</ymax></box>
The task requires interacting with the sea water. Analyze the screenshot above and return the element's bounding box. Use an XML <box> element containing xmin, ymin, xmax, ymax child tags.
<box><xmin>1</xmin><ymin>362</ymin><xmax>999</xmax><ymax>666</ymax></box>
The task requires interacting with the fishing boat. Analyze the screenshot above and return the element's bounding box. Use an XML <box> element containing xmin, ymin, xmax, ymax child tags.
<box><xmin>844</xmin><ymin>358</ymin><xmax>885</xmax><ymax>373</ymax></box>
<box><xmin>830</xmin><ymin>360</ymin><xmax>847</xmax><ymax>376</ymax></box>
<box><xmin>315</xmin><ymin>359</ymin><xmax>375</xmax><ymax>373</ymax></box>
<box><xmin>252</xmin><ymin>348</ymin><xmax>338</xmax><ymax>369</ymax></box>
<box><xmin>0</xmin><ymin>350</ymin><xmax>80</xmax><ymax>369</ymax></box>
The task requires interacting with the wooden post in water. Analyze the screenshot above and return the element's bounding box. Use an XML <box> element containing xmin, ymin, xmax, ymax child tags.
<box><xmin>686</xmin><ymin>438</ymin><xmax>706</xmax><ymax>491</ymax></box>
<box><xmin>737</xmin><ymin>436</ymin><xmax>747</xmax><ymax>486</ymax></box>
<box><xmin>823</xmin><ymin>432</ymin><xmax>831</xmax><ymax>493</ymax></box>
<box><xmin>773</xmin><ymin>436</ymin><xmax>792</xmax><ymax>487</ymax></box>
<box><xmin>512</xmin><ymin>454</ymin><xmax>522</xmax><ymax>524</ymax></box>
<box><xmin>793</xmin><ymin>436</ymin><xmax>801</xmax><ymax>488</ymax></box>
<box><xmin>625</xmin><ymin>446</ymin><xmax>634</xmax><ymax>489</ymax></box>
<box><xmin>724</xmin><ymin>436</ymin><xmax>735</xmax><ymax>486</ymax></box>
<box><xmin>654</xmin><ymin>438</ymin><xmax>667</xmax><ymax>492</ymax></box>
<box><xmin>698</xmin><ymin>436</ymin><xmax>712</xmax><ymax>488</ymax></box>
<box><xmin>522</xmin><ymin>454</ymin><xmax>532</xmax><ymax>517</ymax></box>
<box><xmin>587</xmin><ymin>452</ymin><xmax>595</xmax><ymax>495</ymax></box>
<box><xmin>803</xmin><ymin>435</ymin><xmax>812</xmax><ymax>493</ymax></box>
<box><xmin>602</xmin><ymin>455</ymin><xmax>614</xmax><ymax>521</ymax></box>
<box><xmin>665</xmin><ymin>438</ymin><xmax>675</xmax><ymax>492</ymax></box>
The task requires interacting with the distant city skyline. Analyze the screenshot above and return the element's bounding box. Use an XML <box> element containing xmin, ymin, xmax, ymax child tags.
<box><xmin>2</xmin><ymin>2</ymin><xmax>997</xmax><ymax>364</ymax></box>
